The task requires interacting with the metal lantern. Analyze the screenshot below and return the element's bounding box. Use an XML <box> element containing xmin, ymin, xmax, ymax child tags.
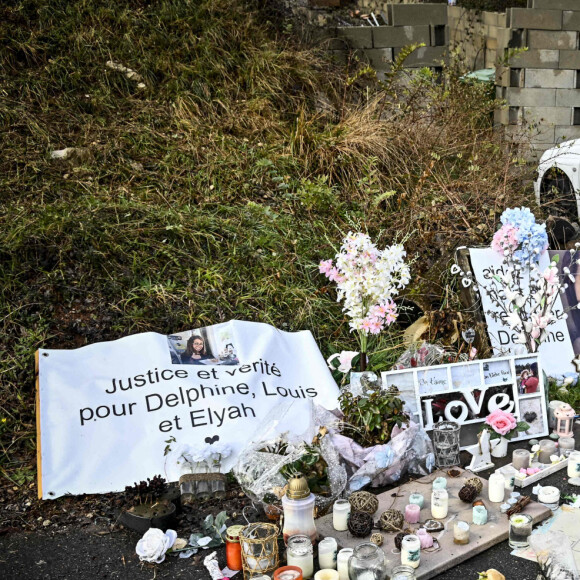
<box><xmin>432</xmin><ymin>421</ymin><xmax>461</xmax><ymax>468</ymax></box>
<box><xmin>554</xmin><ymin>403</ymin><xmax>575</xmax><ymax>439</ymax></box>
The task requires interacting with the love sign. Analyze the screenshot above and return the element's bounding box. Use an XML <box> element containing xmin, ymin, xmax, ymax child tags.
<box><xmin>381</xmin><ymin>354</ymin><xmax>548</xmax><ymax>449</ymax></box>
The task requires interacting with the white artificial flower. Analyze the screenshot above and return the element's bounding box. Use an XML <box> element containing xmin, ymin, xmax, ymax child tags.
<box><xmin>506</xmin><ymin>311</ymin><xmax>521</xmax><ymax>330</ymax></box>
<box><xmin>136</xmin><ymin>528</ymin><xmax>177</xmax><ymax>564</ymax></box>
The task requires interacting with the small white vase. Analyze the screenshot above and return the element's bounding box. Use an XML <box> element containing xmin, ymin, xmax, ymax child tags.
<box><xmin>491</xmin><ymin>436</ymin><xmax>509</xmax><ymax>458</ymax></box>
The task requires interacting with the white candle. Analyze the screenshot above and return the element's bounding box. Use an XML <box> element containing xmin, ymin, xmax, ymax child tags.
<box><xmin>453</xmin><ymin>521</ymin><xmax>470</xmax><ymax>545</ymax></box>
<box><xmin>488</xmin><ymin>473</ymin><xmax>505</xmax><ymax>503</ymax></box>
<box><xmin>318</xmin><ymin>538</ymin><xmax>337</xmax><ymax>570</ymax></box>
<box><xmin>400</xmin><ymin>534</ymin><xmax>421</xmax><ymax>569</ymax></box>
<box><xmin>538</xmin><ymin>485</ymin><xmax>560</xmax><ymax>510</ymax></box>
<box><xmin>336</xmin><ymin>549</ymin><xmax>352</xmax><ymax>580</ymax></box>
<box><xmin>287</xmin><ymin>550</ymin><xmax>314</xmax><ymax>579</ymax></box>
<box><xmin>314</xmin><ymin>571</ymin><xmax>339</xmax><ymax>580</ymax></box>
<box><xmin>332</xmin><ymin>500</ymin><xmax>351</xmax><ymax>532</ymax></box>
<box><xmin>431</xmin><ymin>489</ymin><xmax>448</xmax><ymax>519</ymax></box>
<box><xmin>568</xmin><ymin>451</ymin><xmax>580</xmax><ymax>478</ymax></box>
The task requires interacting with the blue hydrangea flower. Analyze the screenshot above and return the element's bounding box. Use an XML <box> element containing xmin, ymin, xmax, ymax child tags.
<box><xmin>500</xmin><ymin>207</ymin><xmax>547</xmax><ymax>264</ymax></box>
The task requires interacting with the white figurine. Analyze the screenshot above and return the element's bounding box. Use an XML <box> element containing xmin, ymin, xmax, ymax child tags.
<box><xmin>466</xmin><ymin>429</ymin><xmax>495</xmax><ymax>473</ymax></box>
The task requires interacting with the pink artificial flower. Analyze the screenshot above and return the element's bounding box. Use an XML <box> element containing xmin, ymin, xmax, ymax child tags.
<box><xmin>491</xmin><ymin>224</ymin><xmax>519</xmax><ymax>255</ymax></box>
<box><xmin>542</xmin><ymin>266</ymin><xmax>558</xmax><ymax>285</ymax></box>
<box><xmin>485</xmin><ymin>408</ymin><xmax>517</xmax><ymax>436</ymax></box>
<box><xmin>319</xmin><ymin>259</ymin><xmax>333</xmax><ymax>275</ymax></box>
<box><xmin>327</xmin><ymin>267</ymin><xmax>340</xmax><ymax>282</ymax></box>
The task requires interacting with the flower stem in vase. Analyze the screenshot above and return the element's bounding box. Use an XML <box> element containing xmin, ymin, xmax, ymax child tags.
<box><xmin>360</xmin><ymin>352</ymin><xmax>366</xmax><ymax>372</ymax></box>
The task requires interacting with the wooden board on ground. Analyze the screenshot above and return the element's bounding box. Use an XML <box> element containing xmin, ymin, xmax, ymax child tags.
<box><xmin>316</xmin><ymin>468</ymin><xmax>552</xmax><ymax>580</ymax></box>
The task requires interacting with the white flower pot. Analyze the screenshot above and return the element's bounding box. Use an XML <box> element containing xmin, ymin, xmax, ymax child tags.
<box><xmin>490</xmin><ymin>436</ymin><xmax>509</xmax><ymax>458</ymax></box>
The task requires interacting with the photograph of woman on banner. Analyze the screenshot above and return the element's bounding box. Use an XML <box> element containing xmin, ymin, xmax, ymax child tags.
<box><xmin>181</xmin><ymin>334</ymin><xmax>214</xmax><ymax>364</ymax></box>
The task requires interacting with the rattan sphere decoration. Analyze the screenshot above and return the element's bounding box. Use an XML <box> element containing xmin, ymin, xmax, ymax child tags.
<box><xmin>349</xmin><ymin>491</ymin><xmax>379</xmax><ymax>515</ymax></box>
<box><xmin>378</xmin><ymin>509</ymin><xmax>404</xmax><ymax>533</ymax></box>
<box><xmin>394</xmin><ymin>532</ymin><xmax>409</xmax><ymax>551</ymax></box>
<box><xmin>347</xmin><ymin>510</ymin><xmax>374</xmax><ymax>538</ymax></box>
<box><xmin>370</xmin><ymin>532</ymin><xmax>384</xmax><ymax>547</ymax></box>
<box><xmin>459</xmin><ymin>484</ymin><xmax>478</xmax><ymax>504</ymax></box>
<box><xmin>464</xmin><ymin>477</ymin><xmax>483</xmax><ymax>494</ymax></box>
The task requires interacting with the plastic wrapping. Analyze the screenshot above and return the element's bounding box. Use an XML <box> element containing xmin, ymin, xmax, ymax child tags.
<box><xmin>331</xmin><ymin>422</ymin><xmax>435</xmax><ymax>491</ymax></box>
<box><xmin>529</xmin><ymin>531</ymin><xmax>580</xmax><ymax>580</ymax></box>
<box><xmin>391</xmin><ymin>342</ymin><xmax>470</xmax><ymax>370</ymax></box>
<box><xmin>232</xmin><ymin>401</ymin><xmax>347</xmax><ymax>513</ymax></box>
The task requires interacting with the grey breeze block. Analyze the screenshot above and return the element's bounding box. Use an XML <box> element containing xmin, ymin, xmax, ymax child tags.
<box><xmin>372</xmin><ymin>25</ymin><xmax>431</xmax><ymax>48</ymax></box>
<box><xmin>510</xmin><ymin>8</ymin><xmax>563</xmax><ymax>31</ymax></box>
<box><xmin>387</xmin><ymin>3</ymin><xmax>447</xmax><ymax>27</ymax></box>
<box><xmin>524</xmin><ymin>68</ymin><xmax>576</xmax><ymax>89</ymax></box>
<box><xmin>526</xmin><ymin>30</ymin><xmax>579</xmax><ymax>50</ymax></box>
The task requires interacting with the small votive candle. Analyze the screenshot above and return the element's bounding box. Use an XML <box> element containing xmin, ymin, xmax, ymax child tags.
<box><xmin>275</xmin><ymin>567</ymin><xmax>303</xmax><ymax>580</ymax></box>
<box><xmin>472</xmin><ymin>505</ymin><xmax>488</xmax><ymax>525</ymax></box>
<box><xmin>336</xmin><ymin>549</ymin><xmax>352</xmax><ymax>580</ymax></box>
<box><xmin>488</xmin><ymin>473</ymin><xmax>505</xmax><ymax>503</ymax></box>
<box><xmin>400</xmin><ymin>534</ymin><xmax>421</xmax><ymax>569</ymax></box>
<box><xmin>500</xmin><ymin>503</ymin><xmax>510</xmax><ymax>513</ymax></box>
<box><xmin>511</xmin><ymin>492</ymin><xmax>521</xmax><ymax>500</ymax></box>
<box><xmin>512</xmin><ymin>449</ymin><xmax>530</xmax><ymax>470</ymax></box>
<box><xmin>432</xmin><ymin>477</ymin><xmax>447</xmax><ymax>490</ymax></box>
<box><xmin>318</xmin><ymin>537</ymin><xmax>337</xmax><ymax>570</ymax></box>
<box><xmin>405</xmin><ymin>504</ymin><xmax>421</xmax><ymax>524</ymax></box>
<box><xmin>409</xmin><ymin>493</ymin><xmax>424</xmax><ymax>509</ymax></box>
<box><xmin>314</xmin><ymin>571</ymin><xmax>339</xmax><ymax>580</ymax></box>
<box><xmin>559</xmin><ymin>437</ymin><xmax>575</xmax><ymax>458</ymax></box>
<box><xmin>568</xmin><ymin>451</ymin><xmax>580</xmax><ymax>478</ymax></box>
<box><xmin>453</xmin><ymin>521</ymin><xmax>470</xmax><ymax>545</ymax></box>
<box><xmin>431</xmin><ymin>490</ymin><xmax>448</xmax><ymax>519</ymax></box>
<box><xmin>538</xmin><ymin>440</ymin><xmax>557</xmax><ymax>464</ymax></box>
<box><xmin>416</xmin><ymin>528</ymin><xmax>433</xmax><ymax>549</ymax></box>
<box><xmin>332</xmin><ymin>500</ymin><xmax>351</xmax><ymax>532</ymax></box>
<box><xmin>538</xmin><ymin>486</ymin><xmax>560</xmax><ymax>511</ymax></box>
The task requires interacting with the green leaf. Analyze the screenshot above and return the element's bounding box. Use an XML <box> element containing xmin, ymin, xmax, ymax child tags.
<box><xmin>552</xmin><ymin>254</ymin><xmax>560</xmax><ymax>264</ymax></box>
<box><xmin>516</xmin><ymin>421</ymin><xmax>530</xmax><ymax>431</ymax></box>
<box><xmin>493</xmin><ymin>275</ymin><xmax>502</xmax><ymax>283</ymax></box>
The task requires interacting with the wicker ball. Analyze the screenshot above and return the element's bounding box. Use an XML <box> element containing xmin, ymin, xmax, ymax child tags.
<box><xmin>347</xmin><ymin>510</ymin><xmax>374</xmax><ymax>538</ymax></box>
<box><xmin>349</xmin><ymin>491</ymin><xmax>379</xmax><ymax>515</ymax></box>
<box><xmin>378</xmin><ymin>509</ymin><xmax>404</xmax><ymax>532</ymax></box>
<box><xmin>394</xmin><ymin>531</ymin><xmax>409</xmax><ymax>550</ymax></box>
<box><xmin>464</xmin><ymin>477</ymin><xmax>483</xmax><ymax>494</ymax></box>
<box><xmin>370</xmin><ymin>532</ymin><xmax>384</xmax><ymax>546</ymax></box>
<box><xmin>458</xmin><ymin>484</ymin><xmax>478</xmax><ymax>504</ymax></box>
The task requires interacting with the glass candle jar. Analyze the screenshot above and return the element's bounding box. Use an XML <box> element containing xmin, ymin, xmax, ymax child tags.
<box><xmin>318</xmin><ymin>537</ymin><xmax>338</xmax><ymax>570</ymax></box>
<box><xmin>558</xmin><ymin>437</ymin><xmax>575</xmax><ymax>458</ymax></box>
<box><xmin>488</xmin><ymin>473</ymin><xmax>505</xmax><ymax>503</ymax></box>
<box><xmin>538</xmin><ymin>486</ymin><xmax>560</xmax><ymax>511</ymax></box>
<box><xmin>405</xmin><ymin>504</ymin><xmax>420</xmax><ymax>524</ymax></box>
<box><xmin>390</xmin><ymin>566</ymin><xmax>417</xmax><ymax>580</ymax></box>
<box><xmin>509</xmin><ymin>513</ymin><xmax>533</xmax><ymax>549</ymax></box>
<box><xmin>337</xmin><ymin>549</ymin><xmax>353</xmax><ymax>580</ymax></box>
<box><xmin>333</xmin><ymin>500</ymin><xmax>351</xmax><ymax>532</ymax></box>
<box><xmin>453</xmin><ymin>521</ymin><xmax>469</xmax><ymax>545</ymax></box>
<box><xmin>431</xmin><ymin>490</ymin><xmax>448</xmax><ymax>519</ymax></box>
<box><xmin>240</xmin><ymin>523</ymin><xmax>279</xmax><ymax>576</ymax></box>
<box><xmin>568</xmin><ymin>451</ymin><xmax>580</xmax><ymax>478</ymax></box>
<box><xmin>512</xmin><ymin>449</ymin><xmax>530</xmax><ymax>470</ymax></box>
<box><xmin>275</xmin><ymin>567</ymin><xmax>303</xmax><ymax>580</ymax></box>
<box><xmin>347</xmin><ymin>542</ymin><xmax>387</xmax><ymax>580</ymax></box>
<box><xmin>400</xmin><ymin>535</ymin><xmax>421</xmax><ymax>569</ymax></box>
<box><xmin>432</xmin><ymin>421</ymin><xmax>461</xmax><ymax>468</ymax></box>
<box><xmin>408</xmin><ymin>494</ymin><xmax>424</xmax><ymax>509</ymax></box>
<box><xmin>226</xmin><ymin>525</ymin><xmax>244</xmax><ymax>571</ymax></box>
<box><xmin>538</xmin><ymin>440</ymin><xmax>557</xmax><ymax>464</ymax></box>
<box><xmin>287</xmin><ymin>535</ymin><xmax>314</xmax><ymax>580</ymax></box>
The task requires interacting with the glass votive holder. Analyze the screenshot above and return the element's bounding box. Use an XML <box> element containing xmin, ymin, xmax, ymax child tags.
<box><xmin>538</xmin><ymin>486</ymin><xmax>560</xmax><ymax>511</ymax></box>
<box><xmin>509</xmin><ymin>514</ymin><xmax>533</xmax><ymax>549</ymax></box>
<box><xmin>318</xmin><ymin>537</ymin><xmax>337</xmax><ymax>570</ymax></box>
<box><xmin>390</xmin><ymin>565</ymin><xmax>417</xmax><ymax>580</ymax></box>
<box><xmin>558</xmin><ymin>437</ymin><xmax>575</xmax><ymax>458</ymax></box>
<box><xmin>314</xmin><ymin>571</ymin><xmax>339</xmax><ymax>580</ymax></box>
<box><xmin>432</xmin><ymin>477</ymin><xmax>447</xmax><ymax>490</ymax></box>
<box><xmin>336</xmin><ymin>549</ymin><xmax>352</xmax><ymax>580</ymax></box>
<box><xmin>538</xmin><ymin>440</ymin><xmax>557</xmax><ymax>464</ymax></box>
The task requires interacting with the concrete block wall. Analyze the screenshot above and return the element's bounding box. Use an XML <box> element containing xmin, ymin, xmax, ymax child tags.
<box><xmin>495</xmin><ymin>5</ymin><xmax>580</xmax><ymax>159</ymax></box>
<box><xmin>321</xmin><ymin>3</ymin><xmax>449</xmax><ymax>76</ymax></box>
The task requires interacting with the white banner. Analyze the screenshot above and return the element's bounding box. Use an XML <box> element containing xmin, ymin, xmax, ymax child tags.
<box><xmin>469</xmin><ymin>248</ymin><xmax>575</xmax><ymax>377</ymax></box>
<box><xmin>37</xmin><ymin>320</ymin><xmax>340</xmax><ymax>499</ymax></box>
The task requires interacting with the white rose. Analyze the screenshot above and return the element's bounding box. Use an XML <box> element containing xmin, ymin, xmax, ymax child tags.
<box><xmin>136</xmin><ymin>528</ymin><xmax>177</xmax><ymax>564</ymax></box>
